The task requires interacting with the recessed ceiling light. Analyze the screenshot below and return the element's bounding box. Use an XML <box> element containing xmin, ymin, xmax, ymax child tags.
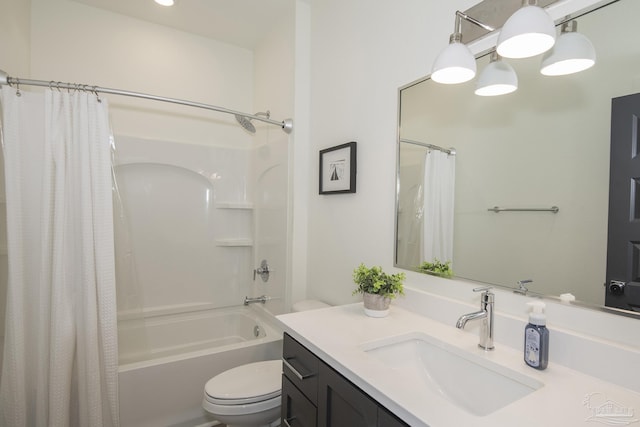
<box><xmin>154</xmin><ymin>0</ymin><xmax>175</xmax><ymax>6</ymax></box>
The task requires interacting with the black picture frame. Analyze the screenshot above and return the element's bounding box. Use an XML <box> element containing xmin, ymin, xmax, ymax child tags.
<box><xmin>319</xmin><ymin>141</ymin><xmax>357</xmax><ymax>194</ymax></box>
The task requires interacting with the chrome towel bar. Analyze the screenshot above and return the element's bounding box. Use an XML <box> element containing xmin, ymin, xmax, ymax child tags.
<box><xmin>488</xmin><ymin>206</ymin><xmax>559</xmax><ymax>213</ymax></box>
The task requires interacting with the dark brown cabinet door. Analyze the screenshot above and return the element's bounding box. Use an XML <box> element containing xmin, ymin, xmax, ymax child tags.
<box><xmin>282</xmin><ymin>375</ymin><xmax>317</xmax><ymax>427</ymax></box>
<box><xmin>317</xmin><ymin>362</ymin><xmax>378</xmax><ymax>427</ymax></box>
<box><xmin>377</xmin><ymin>406</ymin><xmax>409</xmax><ymax>427</ymax></box>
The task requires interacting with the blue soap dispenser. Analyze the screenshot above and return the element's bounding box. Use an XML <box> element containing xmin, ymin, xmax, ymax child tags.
<box><xmin>524</xmin><ymin>301</ymin><xmax>549</xmax><ymax>370</ymax></box>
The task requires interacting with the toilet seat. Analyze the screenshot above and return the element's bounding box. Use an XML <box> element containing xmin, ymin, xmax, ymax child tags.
<box><xmin>204</xmin><ymin>360</ymin><xmax>281</xmax><ymax>405</ymax></box>
<box><xmin>203</xmin><ymin>394</ymin><xmax>281</xmax><ymax>416</ymax></box>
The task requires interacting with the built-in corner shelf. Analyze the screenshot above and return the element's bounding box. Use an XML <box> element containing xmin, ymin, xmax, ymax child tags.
<box><xmin>215</xmin><ymin>238</ymin><xmax>253</xmax><ymax>247</ymax></box>
<box><xmin>215</xmin><ymin>202</ymin><xmax>254</xmax><ymax>210</ymax></box>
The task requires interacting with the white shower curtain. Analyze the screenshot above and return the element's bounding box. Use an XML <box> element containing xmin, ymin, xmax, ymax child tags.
<box><xmin>0</xmin><ymin>86</ymin><xmax>119</xmax><ymax>427</ymax></box>
<box><xmin>422</xmin><ymin>150</ymin><xmax>456</xmax><ymax>265</ymax></box>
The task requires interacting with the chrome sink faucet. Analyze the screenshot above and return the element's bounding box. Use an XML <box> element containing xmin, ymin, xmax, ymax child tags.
<box><xmin>455</xmin><ymin>287</ymin><xmax>495</xmax><ymax>350</ymax></box>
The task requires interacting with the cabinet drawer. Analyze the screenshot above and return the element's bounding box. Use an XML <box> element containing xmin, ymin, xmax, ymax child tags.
<box><xmin>283</xmin><ymin>333</ymin><xmax>319</xmax><ymax>404</ymax></box>
<box><xmin>282</xmin><ymin>375</ymin><xmax>317</xmax><ymax>427</ymax></box>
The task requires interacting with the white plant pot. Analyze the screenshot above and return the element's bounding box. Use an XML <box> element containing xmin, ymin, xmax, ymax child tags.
<box><xmin>363</xmin><ymin>293</ymin><xmax>391</xmax><ymax>318</ymax></box>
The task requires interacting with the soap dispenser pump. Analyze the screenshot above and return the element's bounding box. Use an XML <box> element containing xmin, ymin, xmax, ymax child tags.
<box><xmin>524</xmin><ymin>301</ymin><xmax>549</xmax><ymax>370</ymax></box>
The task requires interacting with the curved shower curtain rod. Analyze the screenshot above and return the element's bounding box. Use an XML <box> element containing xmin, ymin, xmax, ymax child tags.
<box><xmin>0</xmin><ymin>69</ymin><xmax>293</xmax><ymax>134</ymax></box>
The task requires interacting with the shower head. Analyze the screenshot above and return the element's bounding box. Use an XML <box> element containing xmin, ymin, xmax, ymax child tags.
<box><xmin>235</xmin><ymin>111</ymin><xmax>270</xmax><ymax>134</ymax></box>
<box><xmin>235</xmin><ymin>115</ymin><xmax>256</xmax><ymax>133</ymax></box>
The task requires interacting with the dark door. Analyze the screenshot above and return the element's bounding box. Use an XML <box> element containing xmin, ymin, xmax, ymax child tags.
<box><xmin>606</xmin><ymin>93</ymin><xmax>640</xmax><ymax>311</ymax></box>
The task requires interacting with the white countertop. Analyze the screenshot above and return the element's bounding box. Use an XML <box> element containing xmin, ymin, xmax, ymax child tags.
<box><xmin>277</xmin><ymin>303</ymin><xmax>640</xmax><ymax>427</ymax></box>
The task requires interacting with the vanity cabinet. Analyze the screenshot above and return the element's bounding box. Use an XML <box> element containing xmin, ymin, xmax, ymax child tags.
<box><xmin>282</xmin><ymin>333</ymin><xmax>408</xmax><ymax>427</ymax></box>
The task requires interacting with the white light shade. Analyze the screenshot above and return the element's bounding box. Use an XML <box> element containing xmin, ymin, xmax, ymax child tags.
<box><xmin>154</xmin><ymin>0</ymin><xmax>175</xmax><ymax>6</ymax></box>
<box><xmin>540</xmin><ymin>31</ymin><xmax>596</xmax><ymax>76</ymax></box>
<box><xmin>431</xmin><ymin>42</ymin><xmax>477</xmax><ymax>84</ymax></box>
<box><xmin>475</xmin><ymin>57</ymin><xmax>518</xmax><ymax>96</ymax></box>
<box><xmin>497</xmin><ymin>5</ymin><xmax>556</xmax><ymax>59</ymax></box>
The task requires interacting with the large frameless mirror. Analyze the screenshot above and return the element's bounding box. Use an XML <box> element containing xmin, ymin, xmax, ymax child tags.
<box><xmin>396</xmin><ymin>0</ymin><xmax>640</xmax><ymax>317</ymax></box>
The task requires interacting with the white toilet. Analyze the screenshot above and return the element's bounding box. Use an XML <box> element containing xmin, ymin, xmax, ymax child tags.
<box><xmin>202</xmin><ymin>300</ymin><xmax>330</xmax><ymax>427</ymax></box>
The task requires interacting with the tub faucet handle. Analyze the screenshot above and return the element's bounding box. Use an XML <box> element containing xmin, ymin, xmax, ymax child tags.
<box><xmin>515</xmin><ymin>279</ymin><xmax>533</xmax><ymax>295</ymax></box>
<box><xmin>253</xmin><ymin>259</ymin><xmax>270</xmax><ymax>282</ymax></box>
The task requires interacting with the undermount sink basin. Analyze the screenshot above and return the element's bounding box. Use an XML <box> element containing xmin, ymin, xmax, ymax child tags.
<box><xmin>360</xmin><ymin>332</ymin><xmax>543</xmax><ymax>416</ymax></box>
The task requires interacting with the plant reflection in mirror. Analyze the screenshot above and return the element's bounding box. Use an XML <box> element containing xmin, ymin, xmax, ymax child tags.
<box><xmin>418</xmin><ymin>259</ymin><xmax>453</xmax><ymax>278</ymax></box>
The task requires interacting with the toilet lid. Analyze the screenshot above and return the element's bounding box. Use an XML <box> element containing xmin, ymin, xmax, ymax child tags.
<box><xmin>204</xmin><ymin>360</ymin><xmax>281</xmax><ymax>405</ymax></box>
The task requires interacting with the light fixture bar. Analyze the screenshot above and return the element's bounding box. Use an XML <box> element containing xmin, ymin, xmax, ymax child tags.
<box><xmin>459</xmin><ymin>0</ymin><xmax>560</xmax><ymax>44</ymax></box>
<box><xmin>456</xmin><ymin>11</ymin><xmax>495</xmax><ymax>33</ymax></box>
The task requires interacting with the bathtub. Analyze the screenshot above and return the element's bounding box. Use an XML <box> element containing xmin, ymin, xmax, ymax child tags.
<box><xmin>118</xmin><ymin>305</ymin><xmax>283</xmax><ymax>427</ymax></box>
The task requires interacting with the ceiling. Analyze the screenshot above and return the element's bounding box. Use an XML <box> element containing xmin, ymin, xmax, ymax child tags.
<box><xmin>71</xmin><ymin>0</ymin><xmax>293</xmax><ymax>49</ymax></box>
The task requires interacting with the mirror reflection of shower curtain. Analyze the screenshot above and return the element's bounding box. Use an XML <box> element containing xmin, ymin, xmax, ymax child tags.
<box><xmin>422</xmin><ymin>150</ymin><xmax>456</xmax><ymax>265</ymax></box>
<box><xmin>0</xmin><ymin>87</ymin><xmax>119</xmax><ymax>426</ymax></box>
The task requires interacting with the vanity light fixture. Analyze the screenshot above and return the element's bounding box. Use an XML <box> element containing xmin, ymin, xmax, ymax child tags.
<box><xmin>154</xmin><ymin>0</ymin><xmax>175</xmax><ymax>6</ymax></box>
<box><xmin>497</xmin><ymin>0</ymin><xmax>556</xmax><ymax>59</ymax></box>
<box><xmin>540</xmin><ymin>20</ymin><xmax>596</xmax><ymax>76</ymax></box>
<box><xmin>475</xmin><ymin>51</ymin><xmax>518</xmax><ymax>96</ymax></box>
<box><xmin>431</xmin><ymin>11</ymin><xmax>495</xmax><ymax>85</ymax></box>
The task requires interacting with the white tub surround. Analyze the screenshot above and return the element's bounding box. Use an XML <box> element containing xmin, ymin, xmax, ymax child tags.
<box><xmin>277</xmin><ymin>303</ymin><xmax>640</xmax><ymax>427</ymax></box>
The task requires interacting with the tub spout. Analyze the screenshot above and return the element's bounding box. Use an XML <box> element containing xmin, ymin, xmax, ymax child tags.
<box><xmin>244</xmin><ymin>295</ymin><xmax>269</xmax><ymax>306</ymax></box>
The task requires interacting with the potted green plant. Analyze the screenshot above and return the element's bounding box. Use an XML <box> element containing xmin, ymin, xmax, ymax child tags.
<box><xmin>352</xmin><ymin>264</ymin><xmax>405</xmax><ymax>317</ymax></box>
<box><xmin>418</xmin><ymin>259</ymin><xmax>453</xmax><ymax>278</ymax></box>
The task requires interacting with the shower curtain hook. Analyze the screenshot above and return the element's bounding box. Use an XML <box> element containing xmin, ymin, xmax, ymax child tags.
<box><xmin>15</xmin><ymin>78</ymin><xmax>21</xmax><ymax>97</ymax></box>
<box><xmin>92</xmin><ymin>85</ymin><xmax>102</xmax><ymax>103</ymax></box>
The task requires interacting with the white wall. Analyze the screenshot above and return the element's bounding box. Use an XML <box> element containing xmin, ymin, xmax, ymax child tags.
<box><xmin>31</xmin><ymin>0</ymin><xmax>254</xmax><ymax>148</ymax></box>
<box><xmin>0</xmin><ymin>0</ymin><xmax>30</xmax><ymax>77</ymax></box>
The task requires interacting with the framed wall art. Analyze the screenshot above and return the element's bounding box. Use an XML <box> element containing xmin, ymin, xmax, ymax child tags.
<box><xmin>319</xmin><ymin>141</ymin><xmax>357</xmax><ymax>194</ymax></box>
